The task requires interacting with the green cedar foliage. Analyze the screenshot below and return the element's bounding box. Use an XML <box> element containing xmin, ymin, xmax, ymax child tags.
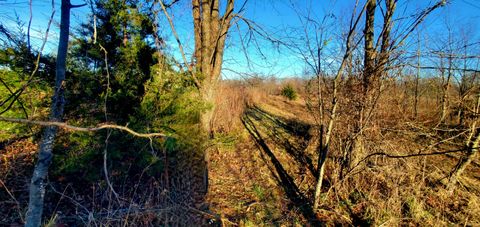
<box><xmin>281</xmin><ymin>84</ymin><xmax>298</xmax><ymax>100</ymax></box>
<box><xmin>67</xmin><ymin>0</ymin><xmax>155</xmax><ymax>122</ymax></box>
<box><xmin>53</xmin><ymin>0</ymin><xmax>160</xmax><ymax>182</ymax></box>
<box><xmin>54</xmin><ymin>0</ymin><xmax>207</xmax><ymax>183</ymax></box>
<box><xmin>0</xmin><ymin>69</ymin><xmax>52</xmax><ymax>140</ymax></box>
<box><xmin>137</xmin><ymin>62</ymin><xmax>208</xmax><ymax>150</ymax></box>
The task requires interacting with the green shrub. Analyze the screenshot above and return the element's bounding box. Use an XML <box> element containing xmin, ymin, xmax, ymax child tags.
<box><xmin>280</xmin><ymin>84</ymin><xmax>297</xmax><ymax>100</ymax></box>
<box><xmin>0</xmin><ymin>69</ymin><xmax>51</xmax><ymax>141</ymax></box>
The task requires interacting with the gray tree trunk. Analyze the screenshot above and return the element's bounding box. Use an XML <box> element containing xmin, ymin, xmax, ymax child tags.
<box><xmin>414</xmin><ymin>35</ymin><xmax>420</xmax><ymax>119</ymax></box>
<box><xmin>313</xmin><ymin>126</ymin><xmax>326</xmax><ymax>210</ymax></box>
<box><xmin>448</xmin><ymin>95</ymin><xmax>480</xmax><ymax>189</ymax></box>
<box><xmin>25</xmin><ymin>0</ymin><xmax>71</xmax><ymax>225</ymax></box>
<box><xmin>448</xmin><ymin>127</ymin><xmax>479</xmax><ymax>189</ymax></box>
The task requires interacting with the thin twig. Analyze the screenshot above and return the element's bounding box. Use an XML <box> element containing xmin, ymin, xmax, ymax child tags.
<box><xmin>0</xmin><ymin>0</ymin><xmax>56</xmax><ymax>114</ymax></box>
<box><xmin>0</xmin><ymin>179</ymin><xmax>24</xmax><ymax>222</ymax></box>
<box><xmin>158</xmin><ymin>0</ymin><xmax>200</xmax><ymax>88</ymax></box>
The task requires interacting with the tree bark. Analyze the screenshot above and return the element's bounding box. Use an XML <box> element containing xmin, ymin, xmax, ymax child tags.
<box><xmin>192</xmin><ymin>0</ymin><xmax>234</xmax><ymax>135</ymax></box>
<box><xmin>313</xmin><ymin>126</ymin><xmax>325</xmax><ymax>210</ymax></box>
<box><xmin>378</xmin><ymin>0</ymin><xmax>395</xmax><ymax>73</ymax></box>
<box><xmin>346</xmin><ymin>0</ymin><xmax>377</xmax><ymax>173</ymax></box>
<box><xmin>25</xmin><ymin>0</ymin><xmax>72</xmax><ymax>225</ymax></box>
<box><xmin>439</xmin><ymin>53</ymin><xmax>451</xmax><ymax>124</ymax></box>
<box><xmin>448</xmin><ymin>124</ymin><xmax>480</xmax><ymax>189</ymax></box>
<box><xmin>347</xmin><ymin>0</ymin><xmax>395</xmax><ymax>175</ymax></box>
<box><xmin>363</xmin><ymin>0</ymin><xmax>376</xmax><ymax>93</ymax></box>
<box><xmin>414</xmin><ymin>34</ymin><xmax>421</xmax><ymax>119</ymax></box>
<box><xmin>447</xmin><ymin>92</ymin><xmax>480</xmax><ymax>189</ymax></box>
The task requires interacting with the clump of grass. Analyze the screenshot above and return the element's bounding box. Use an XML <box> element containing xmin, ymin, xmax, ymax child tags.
<box><xmin>252</xmin><ymin>184</ymin><xmax>266</xmax><ymax>201</ymax></box>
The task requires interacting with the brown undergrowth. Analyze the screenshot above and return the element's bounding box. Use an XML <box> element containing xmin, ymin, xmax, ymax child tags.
<box><xmin>207</xmin><ymin>79</ymin><xmax>480</xmax><ymax>226</ymax></box>
<box><xmin>1</xmin><ymin>79</ymin><xmax>479</xmax><ymax>226</ymax></box>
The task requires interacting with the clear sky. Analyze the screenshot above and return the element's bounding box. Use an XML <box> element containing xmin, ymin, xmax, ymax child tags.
<box><xmin>1</xmin><ymin>0</ymin><xmax>479</xmax><ymax>79</ymax></box>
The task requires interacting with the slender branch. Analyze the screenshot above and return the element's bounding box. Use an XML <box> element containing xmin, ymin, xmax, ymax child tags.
<box><xmin>345</xmin><ymin>146</ymin><xmax>473</xmax><ymax>177</ymax></box>
<box><xmin>405</xmin><ymin>64</ymin><xmax>480</xmax><ymax>73</ymax></box>
<box><xmin>0</xmin><ymin>77</ymin><xmax>29</xmax><ymax>119</ymax></box>
<box><xmin>0</xmin><ymin>117</ymin><xmax>167</xmax><ymax>138</ymax></box>
<box><xmin>0</xmin><ymin>1</ymin><xmax>56</xmax><ymax>114</ymax></box>
<box><xmin>0</xmin><ymin>179</ymin><xmax>23</xmax><ymax>222</ymax></box>
<box><xmin>27</xmin><ymin>0</ymin><xmax>33</xmax><ymax>51</ymax></box>
<box><xmin>158</xmin><ymin>0</ymin><xmax>201</xmax><ymax>88</ymax></box>
<box><xmin>70</xmin><ymin>3</ymin><xmax>87</xmax><ymax>8</ymax></box>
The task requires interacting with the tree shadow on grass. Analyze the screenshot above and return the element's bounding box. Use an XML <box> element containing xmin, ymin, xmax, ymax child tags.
<box><xmin>246</xmin><ymin>106</ymin><xmax>317</xmax><ymax>177</ymax></box>
<box><xmin>242</xmin><ymin>106</ymin><xmax>320</xmax><ymax>225</ymax></box>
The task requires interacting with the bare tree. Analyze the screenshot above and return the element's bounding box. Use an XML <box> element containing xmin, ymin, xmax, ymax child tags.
<box><xmin>448</xmin><ymin>110</ymin><xmax>480</xmax><ymax>189</ymax></box>
<box><xmin>158</xmin><ymin>0</ymin><xmax>237</xmax><ymax>135</ymax></box>
<box><xmin>343</xmin><ymin>0</ymin><xmax>397</xmax><ymax>175</ymax></box>
<box><xmin>192</xmin><ymin>0</ymin><xmax>235</xmax><ymax>136</ymax></box>
<box><xmin>25</xmin><ymin>0</ymin><xmax>85</xmax><ymax>225</ymax></box>
<box><xmin>313</xmin><ymin>7</ymin><xmax>366</xmax><ymax>209</ymax></box>
<box><xmin>291</xmin><ymin>0</ymin><xmax>445</xmax><ymax>210</ymax></box>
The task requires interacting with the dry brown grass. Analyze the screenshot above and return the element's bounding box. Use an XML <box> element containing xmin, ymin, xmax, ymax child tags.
<box><xmin>0</xmin><ymin>136</ymin><xmax>216</xmax><ymax>226</ymax></box>
<box><xmin>212</xmin><ymin>81</ymin><xmax>248</xmax><ymax>135</ymax></box>
<box><xmin>207</xmin><ymin>77</ymin><xmax>480</xmax><ymax>226</ymax></box>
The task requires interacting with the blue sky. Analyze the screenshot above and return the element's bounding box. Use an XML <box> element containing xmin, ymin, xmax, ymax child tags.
<box><xmin>1</xmin><ymin>0</ymin><xmax>479</xmax><ymax>79</ymax></box>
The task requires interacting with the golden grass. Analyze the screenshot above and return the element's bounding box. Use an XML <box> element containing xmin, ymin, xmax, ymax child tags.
<box><xmin>207</xmin><ymin>77</ymin><xmax>480</xmax><ymax>226</ymax></box>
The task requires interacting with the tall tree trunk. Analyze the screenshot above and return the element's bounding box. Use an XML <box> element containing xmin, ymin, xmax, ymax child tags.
<box><xmin>314</xmin><ymin>16</ymin><xmax>359</xmax><ymax>206</ymax></box>
<box><xmin>25</xmin><ymin>0</ymin><xmax>74</xmax><ymax>225</ymax></box>
<box><xmin>313</xmin><ymin>126</ymin><xmax>326</xmax><ymax>210</ymax></box>
<box><xmin>192</xmin><ymin>0</ymin><xmax>234</xmax><ymax>136</ymax></box>
<box><xmin>378</xmin><ymin>0</ymin><xmax>395</xmax><ymax>73</ymax></box>
<box><xmin>347</xmin><ymin>0</ymin><xmax>395</xmax><ymax>175</ymax></box>
<box><xmin>448</xmin><ymin>94</ymin><xmax>480</xmax><ymax>188</ymax></box>
<box><xmin>346</xmin><ymin>0</ymin><xmax>376</xmax><ymax>172</ymax></box>
<box><xmin>363</xmin><ymin>0</ymin><xmax>376</xmax><ymax>94</ymax></box>
<box><xmin>458</xmin><ymin>43</ymin><xmax>468</xmax><ymax>125</ymax></box>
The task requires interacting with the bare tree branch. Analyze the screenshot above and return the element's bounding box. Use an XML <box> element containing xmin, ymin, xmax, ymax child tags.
<box><xmin>0</xmin><ymin>117</ymin><xmax>167</xmax><ymax>138</ymax></box>
<box><xmin>158</xmin><ymin>0</ymin><xmax>201</xmax><ymax>88</ymax></box>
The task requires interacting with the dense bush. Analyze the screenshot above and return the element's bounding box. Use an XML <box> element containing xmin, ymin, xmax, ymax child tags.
<box><xmin>281</xmin><ymin>84</ymin><xmax>298</xmax><ymax>100</ymax></box>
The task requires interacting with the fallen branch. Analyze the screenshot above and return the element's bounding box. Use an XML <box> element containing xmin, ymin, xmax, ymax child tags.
<box><xmin>344</xmin><ymin>146</ymin><xmax>476</xmax><ymax>177</ymax></box>
<box><xmin>0</xmin><ymin>117</ymin><xmax>167</xmax><ymax>138</ymax></box>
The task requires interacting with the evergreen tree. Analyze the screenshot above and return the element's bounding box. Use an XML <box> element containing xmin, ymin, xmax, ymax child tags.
<box><xmin>67</xmin><ymin>0</ymin><xmax>155</xmax><ymax>122</ymax></box>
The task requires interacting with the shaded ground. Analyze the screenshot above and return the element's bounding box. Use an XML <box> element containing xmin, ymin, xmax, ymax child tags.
<box><xmin>0</xmin><ymin>135</ymin><xmax>212</xmax><ymax>226</ymax></box>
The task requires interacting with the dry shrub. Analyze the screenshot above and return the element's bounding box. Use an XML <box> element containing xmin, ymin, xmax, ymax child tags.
<box><xmin>245</xmin><ymin>85</ymin><xmax>269</xmax><ymax>106</ymax></box>
<box><xmin>306</xmin><ymin>75</ymin><xmax>480</xmax><ymax>225</ymax></box>
<box><xmin>212</xmin><ymin>78</ymin><xmax>280</xmax><ymax>134</ymax></box>
<box><xmin>206</xmin><ymin>74</ymin><xmax>479</xmax><ymax>225</ymax></box>
<box><xmin>212</xmin><ymin>81</ymin><xmax>248</xmax><ymax>134</ymax></box>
